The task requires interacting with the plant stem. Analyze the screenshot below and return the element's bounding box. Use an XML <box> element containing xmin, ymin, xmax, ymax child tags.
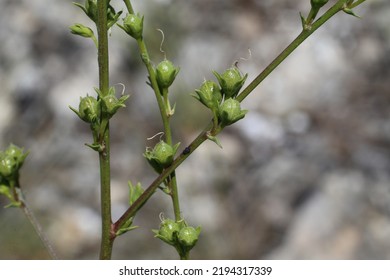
<box><xmin>11</xmin><ymin>180</ymin><xmax>58</xmax><ymax>259</ymax></box>
<box><xmin>114</xmin><ymin>128</ymin><xmax>209</xmax><ymax>231</ymax></box>
<box><xmin>123</xmin><ymin>0</ymin><xmax>135</xmax><ymax>14</ymax></box>
<box><xmin>21</xmin><ymin>199</ymin><xmax>58</xmax><ymax>259</ymax></box>
<box><xmin>114</xmin><ymin>0</ymin><xmax>351</xmax><ymax>231</ymax></box>
<box><xmin>124</xmin><ymin>1</ymin><xmax>182</xmax><ymax>222</ymax></box>
<box><xmin>236</xmin><ymin>0</ymin><xmax>348</xmax><ymax>103</ymax></box>
<box><xmin>97</xmin><ymin>0</ymin><xmax>114</xmax><ymax>260</ymax></box>
<box><xmin>350</xmin><ymin>0</ymin><xmax>367</xmax><ymax>9</ymax></box>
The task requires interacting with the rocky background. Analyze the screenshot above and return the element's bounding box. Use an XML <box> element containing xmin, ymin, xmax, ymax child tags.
<box><xmin>0</xmin><ymin>0</ymin><xmax>389</xmax><ymax>259</ymax></box>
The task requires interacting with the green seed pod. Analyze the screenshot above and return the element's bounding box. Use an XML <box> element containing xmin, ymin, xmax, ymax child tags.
<box><xmin>122</xmin><ymin>13</ymin><xmax>144</xmax><ymax>40</ymax></box>
<box><xmin>156</xmin><ymin>60</ymin><xmax>180</xmax><ymax>89</ymax></box>
<box><xmin>310</xmin><ymin>0</ymin><xmax>329</xmax><ymax>10</ymax></box>
<box><xmin>218</xmin><ymin>98</ymin><xmax>248</xmax><ymax>127</ymax></box>
<box><xmin>154</xmin><ymin>141</ymin><xmax>174</xmax><ymax>167</ymax></box>
<box><xmin>0</xmin><ymin>155</ymin><xmax>17</xmax><ymax>179</ymax></box>
<box><xmin>80</xmin><ymin>96</ymin><xmax>100</xmax><ymax>123</ymax></box>
<box><xmin>5</xmin><ymin>144</ymin><xmax>28</xmax><ymax>168</ymax></box>
<box><xmin>69</xmin><ymin>23</ymin><xmax>94</xmax><ymax>38</ymax></box>
<box><xmin>98</xmin><ymin>87</ymin><xmax>129</xmax><ymax>119</ymax></box>
<box><xmin>70</xmin><ymin>95</ymin><xmax>100</xmax><ymax>124</ymax></box>
<box><xmin>102</xmin><ymin>95</ymin><xmax>122</xmax><ymax>117</ymax></box>
<box><xmin>192</xmin><ymin>80</ymin><xmax>222</xmax><ymax>111</ymax></box>
<box><xmin>213</xmin><ymin>67</ymin><xmax>248</xmax><ymax>99</ymax></box>
<box><xmin>159</xmin><ymin>219</ymin><xmax>180</xmax><ymax>243</ymax></box>
<box><xmin>144</xmin><ymin>141</ymin><xmax>180</xmax><ymax>173</ymax></box>
<box><xmin>178</xmin><ymin>226</ymin><xmax>201</xmax><ymax>248</ymax></box>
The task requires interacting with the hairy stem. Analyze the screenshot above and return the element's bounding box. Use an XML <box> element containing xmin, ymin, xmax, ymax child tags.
<box><xmin>97</xmin><ymin>0</ymin><xmax>113</xmax><ymax>260</ymax></box>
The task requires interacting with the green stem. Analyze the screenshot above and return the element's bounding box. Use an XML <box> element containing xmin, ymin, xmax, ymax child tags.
<box><xmin>161</xmin><ymin>87</ymin><xmax>173</xmax><ymax>142</ymax></box>
<box><xmin>114</xmin><ymin>0</ymin><xmax>351</xmax><ymax>231</ymax></box>
<box><xmin>124</xmin><ymin>1</ymin><xmax>182</xmax><ymax>222</ymax></box>
<box><xmin>306</xmin><ymin>7</ymin><xmax>320</xmax><ymax>25</ymax></box>
<box><xmin>97</xmin><ymin>0</ymin><xmax>114</xmax><ymax>260</ymax></box>
<box><xmin>136</xmin><ymin>38</ymin><xmax>172</xmax><ymax>139</ymax></box>
<box><xmin>123</xmin><ymin>0</ymin><xmax>135</xmax><ymax>14</ymax></box>
<box><xmin>237</xmin><ymin>0</ymin><xmax>348</xmax><ymax>103</ymax></box>
<box><xmin>114</xmin><ymin>128</ymin><xmax>209</xmax><ymax>231</ymax></box>
<box><xmin>169</xmin><ymin>172</ymin><xmax>181</xmax><ymax>221</ymax></box>
<box><xmin>350</xmin><ymin>0</ymin><xmax>367</xmax><ymax>9</ymax></box>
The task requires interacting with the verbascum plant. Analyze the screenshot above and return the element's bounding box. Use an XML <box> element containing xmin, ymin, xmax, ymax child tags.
<box><xmin>0</xmin><ymin>0</ymin><xmax>368</xmax><ymax>259</ymax></box>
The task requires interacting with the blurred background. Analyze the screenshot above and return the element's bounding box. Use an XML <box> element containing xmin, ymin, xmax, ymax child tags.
<box><xmin>0</xmin><ymin>0</ymin><xmax>389</xmax><ymax>259</ymax></box>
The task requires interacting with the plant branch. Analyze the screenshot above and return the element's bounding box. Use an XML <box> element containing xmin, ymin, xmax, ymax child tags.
<box><xmin>114</xmin><ymin>127</ymin><xmax>209</xmax><ymax>231</ymax></box>
<box><xmin>21</xmin><ymin>199</ymin><xmax>58</xmax><ymax>259</ymax></box>
<box><xmin>350</xmin><ymin>0</ymin><xmax>367</xmax><ymax>9</ymax></box>
<box><xmin>114</xmin><ymin>0</ymin><xmax>352</xmax><ymax>231</ymax></box>
<box><xmin>123</xmin><ymin>0</ymin><xmax>135</xmax><ymax>14</ymax></box>
<box><xmin>124</xmin><ymin>1</ymin><xmax>182</xmax><ymax>222</ymax></box>
<box><xmin>97</xmin><ymin>0</ymin><xmax>114</xmax><ymax>260</ymax></box>
<box><xmin>11</xmin><ymin>180</ymin><xmax>58</xmax><ymax>259</ymax></box>
<box><xmin>237</xmin><ymin>0</ymin><xmax>348</xmax><ymax>103</ymax></box>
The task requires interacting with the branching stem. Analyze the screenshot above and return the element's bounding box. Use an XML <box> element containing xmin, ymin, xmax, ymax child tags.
<box><xmin>124</xmin><ymin>1</ymin><xmax>182</xmax><ymax>223</ymax></box>
<box><xmin>236</xmin><ymin>0</ymin><xmax>349</xmax><ymax>103</ymax></box>
<box><xmin>114</xmin><ymin>0</ymin><xmax>355</xmax><ymax>232</ymax></box>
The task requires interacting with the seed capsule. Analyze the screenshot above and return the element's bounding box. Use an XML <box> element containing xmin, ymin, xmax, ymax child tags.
<box><xmin>178</xmin><ymin>226</ymin><xmax>201</xmax><ymax>248</ymax></box>
<box><xmin>218</xmin><ymin>98</ymin><xmax>248</xmax><ymax>127</ymax></box>
<box><xmin>213</xmin><ymin>67</ymin><xmax>248</xmax><ymax>99</ymax></box>
<box><xmin>123</xmin><ymin>13</ymin><xmax>144</xmax><ymax>40</ymax></box>
<box><xmin>156</xmin><ymin>60</ymin><xmax>180</xmax><ymax>90</ymax></box>
<box><xmin>98</xmin><ymin>87</ymin><xmax>129</xmax><ymax>119</ymax></box>
<box><xmin>5</xmin><ymin>144</ymin><xmax>28</xmax><ymax>168</ymax></box>
<box><xmin>144</xmin><ymin>141</ymin><xmax>180</xmax><ymax>173</ymax></box>
<box><xmin>0</xmin><ymin>156</ymin><xmax>16</xmax><ymax>178</ymax></box>
<box><xmin>192</xmin><ymin>80</ymin><xmax>222</xmax><ymax>111</ymax></box>
<box><xmin>159</xmin><ymin>219</ymin><xmax>180</xmax><ymax>242</ymax></box>
<box><xmin>70</xmin><ymin>95</ymin><xmax>100</xmax><ymax>124</ymax></box>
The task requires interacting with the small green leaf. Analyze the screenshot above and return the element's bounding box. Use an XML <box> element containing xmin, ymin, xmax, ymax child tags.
<box><xmin>343</xmin><ymin>8</ymin><xmax>361</xmax><ymax>18</ymax></box>
<box><xmin>128</xmin><ymin>181</ymin><xmax>144</xmax><ymax>206</ymax></box>
<box><xmin>206</xmin><ymin>133</ymin><xmax>222</xmax><ymax>149</ymax></box>
<box><xmin>69</xmin><ymin>23</ymin><xmax>94</xmax><ymax>38</ymax></box>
